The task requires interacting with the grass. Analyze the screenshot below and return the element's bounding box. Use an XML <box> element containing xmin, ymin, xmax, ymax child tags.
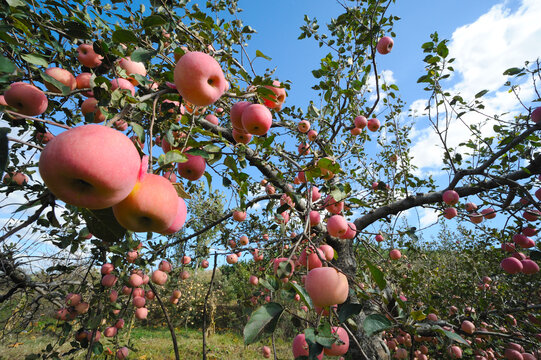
<box><xmin>0</xmin><ymin>326</ymin><xmax>292</xmax><ymax>359</ymax></box>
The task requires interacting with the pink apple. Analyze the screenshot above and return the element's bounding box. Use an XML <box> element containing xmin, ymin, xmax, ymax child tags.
<box><xmin>305</xmin><ymin>267</ymin><xmax>349</xmax><ymax>307</ymax></box>
<box><xmin>159</xmin><ymin>260</ymin><xmax>172</xmax><ymax>273</ymax></box>
<box><xmin>232</xmin><ymin>129</ymin><xmax>252</xmax><ymax>144</ymax></box>
<box><xmin>39</xmin><ymin>125</ymin><xmax>141</xmax><ymax>209</ymax></box>
<box><xmin>443</xmin><ymin>207</ymin><xmax>458</xmax><ymax>219</ymax></box>
<box><xmin>160</xmin><ymin>197</ymin><xmax>188</xmax><ymax>235</ymax></box>
<box><xmin>323</xmin><ymin>327</ymin><xmax>349</xmax><ymax>356</ymax></box>
<box><xmin>77</xmin><ymin>44</ymin><xmax>103</xmax><ymax>68</ymax></box>
<box><xmin>226</xmin><ymin>254</ymin><xmax>238</xmax><ymax>264</ymax></box>
<box><xmin>241</xmin><ymin>104</ymin><xmax>272</xmax><ymax>136</ymax></box>
<box><xmin>442</xmin><ymin>190</ymin><xmax>460</xmax><ymax>206</ymax></box>
<box><xmin>205</xmin><ymin>114</ymin><xmax>219</xmax><ymax>125</ymax></box>
<box><xmin>354</xmin><ymin>115</ymin><xmax>368</xmax><ymax>129</ymax></box>
<box><xmin>327</xmin><ymin>215</ymin><xmax>348</xmax><ymax>237</ymax></box>
<box><xmin>309</xmin><ymin>211</ymin><xmax>321</xmax><ymax>226</ymax></box>
<box><xmin>75</xmin><ymin>73</ymin><xmax>93</xmax><ymax>97</ymax></box>
<box><xmin>3</xmin><ymin>172</ymin><xmax>28</xmax><ymax>186</ymax></box>
<box><xmin>35</xmin><ymin>132</ymin><xmax>54</xmax><ymax>144</ymax></box>
<box><xmin>500</xmin><ymin>257</ymin><xmax>523</xmax><ymax>274</ymax></box>
<box><xmin>111</xmin><ymin>78</ymin><xmax>135</xmax><ymax>96</ymax></box>
<box><xmin>174</xmin><ymin>51</ymin><xmax>227</xmax><ymax>106</ymax></box>
<box><xmin>133</xmin><ymin>296</ymin><xmax>146</xmax><ymax>308</ymax></box>
<box><xmin>350</xmin><ymin>127</ymin><xmax>362</xmax><ymax>135</ymax></box>
<box><xmin>232</xmin><ymin>210</ymin><xmax>246</xmax><ymax>221</ymax></box>
<box><xmin>465</xmin><ymin>202</ymin><xmax>477</xmax><ymax>212</ymax></box>
<box><xmin>324</xmin><ymin>195</ymin><xmax>344</xmax><ymax>214</ymax></box>
<box><xmin>307</xmin><ymin>129</ymin><xmax>318</xmax><ymax>141</ymax></box>
<box><xmin>292</xmin><ymin>333</ymin><xmax>324</xmax><ymax>359</ymax></box>
<box><xmin>262</xmin><ymin>80</ymin><xmax>286</xmax><ymax>109</ymax></box>
<box><xmin>118</xmin><ymin>57</ymin><xmax>147</xmax><ymax>85</ymax></box>
<box><xmin>230</xmin><ymin>101</ymin><xmax>251</xmax><ymax>131</ymax></box>
<box><xmin>81</xmin><ymin>97</ymin><xmax>105</xmax><ymax>122</ymax></box>
<box><xmin>298</xmin><ymin>120</ymin><xmax>310</xmax><ymax>133</ymax></box>
<box><xmin>101</xmin><ymin>263</ymin><xmax>114</xmax><ymax>275</ymax></box>
<box><xmin>340</xmin><ymin>222</ymin><xmax>357</xmax><ymax>239</ymax></box>
<box><xmin>521</xmin><ymin>259</ymin><xmax>539</xmax><ymax>274</ymax></box>
<box><xmin>389</xmin><ymin>249</ymin><xmax>402</xmax><ymax>260</ymax></box>
<box><xmin>249</xmin><ymin>275</ymin><xmax>259</xmax><ymax>286</ymax></box>
<box><xmin>201</xmin><ymin>260</ymin><xmax>209</xmax><ymax>268</ymax></box>
<box><xmin>469</xmin><ymin>213</ymin><xmax>483</xmax><ymax>224</ymax></box>
<box><xmin>152</xmin><ymin>270</ymin><xmax>168</xmax><ymax>285</ymax></box>
<box><xmin>375</xmin><ymin>234</ymin><xmax>384</xmax><ymax>242</ymax></box>
<box><xmin>367</xmin><ymin>118</ymin><xmax>380</xmax><ymax>131</ymax></box>
<box><xmin>135</xmin><ymin>307</ymin><xmax>148</xmax><ymax>320</ymax></box>
<box><xmin>177</xmin><ymin>153</ymin><xmax>206</xmax><ymax>181</ymax></box>
<box><xmin>102</xmin><ymin>274</ymin><xmax>117</xmax><ymax>288</ymax></box>
<box><xmin>4</xmin><ymin>82</ymin><xmax>48</xmax><ymax>116</ymax></box>
<box><xmin>481</xmin><ymin>208</ymin><xmax>496</xmax><ymax>219</ymax></box>
<box><xmin>376</xmin><ymin>36</ymin><xmax>394</xmax><ymax>55</ymax></box>
<box><xmin>531</xmin><ymin>107</ymin><xmax>541</xmax><ymax>123</ymax></box>
<box><xmin>44</xmin><ymin>67</ymin><xmax>77</xmax><ymax>93</ymax></box>
<box><xmin>129</xmin><ymin>274</ymin><xmax>143</xmax><ymax>288</ymax></box>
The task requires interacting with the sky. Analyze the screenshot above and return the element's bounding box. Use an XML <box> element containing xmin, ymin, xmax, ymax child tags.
<box><xmin>2</xmin><ymin>0</ymin><xmax>541</xmax><ymax>266</ymax></box>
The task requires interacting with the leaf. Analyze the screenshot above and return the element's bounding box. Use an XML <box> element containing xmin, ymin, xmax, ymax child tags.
<box><xmin>40</xmin><ymin>72</ymin><xmax>71</xmax><ymax>95</ymax></box>
<box><xmin>363</xmin><ymin>314</ymin><xmax>392</xmax><ymax>336</ymax></box>
<box><xmin>164</xmin><ymin>150</ymin><xmax>187</xmax><ymax>165</ymax></box>
<box><xmin>259</xmin><ymin>276</ymin><xmax>278</xmax><ymax>292</ymax></box>
<box><xmin>432</xmin><ymin>325</ymin><xmax>470</xmax><ymax>346</ymax></box>
<box><xmin>255</xmin><ymin>50</ymin><xmax>271</xmax><ymax>61</ymax></box>
<box><xmin>338</xmin><ymin>303</ymin><xmax>363</xmax><ymax>324</ymax></box>
<box><xmin>129</xmin><ymin>122</ymin><xmax>144</xmax><ymax>140</ymax></box>
<box><xmin>411</xmin><ymin>309</ymin><xmax>426</xmax><ymax>321</ymax></box>
<box><xmin>82</xmin><ymin>208</ymin><xmax>126</xmax><ymax>242</ymax></box>
<box><xmin>0</xmin><ymin>56</ymin><xmax>16</xmax><ymax>74</ymax></box>
<box><xmin>172</xmin><ymin>183</ymin><xmax>191</xmax><ymax>199</ymax></box>
<box><xmin>315</xmin><ymin>322</ymin><xmax>334</xmax><ymax>348</ymax></box>
<box><xmin>142</xmin><ymin>15</ymin><xmax>167</xmax><ymax>28</ymax></box>
<box><xmin>15</xmin><ymin>199</ymin><xmax>41</xmax><ymax>213</ymax></box>
<box><xmin>0</xmin><ymin>128</ymin><xmax>10</xmax><ymax>178</ymax></box>
<box><xmin>289</xmin><ymin>281</ymin><xmax>313</xmax><ymax>309</ymax></box>
<box><xmin>6</xmin><ymin>0</ymin><xmax>26</xmax><ymax>7</ymax></box>
<box><xmin>474</xmin><ymin>90</ymin><xmax>489</xmax><ymax>99</ymax></box>
<box><xmin>185</xmin><ymin>148</ymin><xmax>209</xmax><ymax>159</ymax></box>
<box><xmin>365</xmin><ymin>259</ymin><xmax>386</xmax><ymax>290</ymax></box>
<box><xmin>21</xmin><ymin>54</ymin><xmax>48</xmax><ymax>67</ymax></box>
<box><xmin>64</xmin><ymin>21</ymin><xmax>92</xmax><ymax>40</ymax></box>
<box><xmin>529</xmin><ymin>250</ymin><xmax>541</xmax><ymax>261</ymax></box>
<box><xmin>112</xmin><ymin>29</ymin><xmax>138</xmax><ymax>44</ymax></box>
<box><xmin>91</xmin><ymin>342</ymin><xmax>103</xmax><ymax>355</ymax></box>
<box><xmin>241</xmin><ymin>25</ymin><xmax>257</xmax><ymax>34</ymax></box>
<box><xmin>130</xmin><ymin>48</ymin><xmax>157</xmax><ymax>62</ymax></box>
<box><xmin>243</xmin><ymin>303</ymin><xmax>283</xmax><ymax>345</ymax></box>
<box><xmin>503</xmin><ymin>67</ymin><xmax>523</xmax><ymax>76</ymax></box>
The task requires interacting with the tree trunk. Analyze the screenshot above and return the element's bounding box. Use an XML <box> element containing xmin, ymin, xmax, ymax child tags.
<box><xmin>330</xmin><ymin>238</ymin><xmax>390</xmax><ymax>360</ymax></box>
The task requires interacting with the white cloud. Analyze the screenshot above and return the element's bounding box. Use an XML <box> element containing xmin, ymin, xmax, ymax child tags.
<box><xmin>418</xmin><ymin>207</ymin><xmax>439</xmax><ymax>228</ymax></box>
<box><xmin>408</xmin><ymin>0</ymin><xmax>541</xmax><ymax>173</ymax></box>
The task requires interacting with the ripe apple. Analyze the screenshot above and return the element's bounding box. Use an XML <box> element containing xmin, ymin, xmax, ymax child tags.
<box><xmin>181</xmin><ymin>255</ymin><xmax>191</xmax><ymax>265</ymax></box>
<box><xmin>115</xmin><ymin>319</ymin><xmax>125</xmax><ymax>329</ymax></box>
<box><xmin>249</xmin><ymin>275</ymin><xmax>259</xmax><ymax>286</ymax></box>
<box><xmin>324</xmin><ymin>195</ymin><xmax>344</xmax><ymax>214</ymax></box>
<box><xmin>465</xmin><ymin>202</ymin><xmax>477</xmax><ymax>212</ymax></box>
<box><xmin>307</xmin><ymin>129</ymin><xmax>318</xmax><ymax>141</ymax></box>
<box><xmin>77</xmin><ymin>44</ymin><xmax>103</xmax><ymax>68</ymax></box>
<box><xmin>174</xmin><ymin>51</ymin><xmax>227</xmax><ymax>106</ymax></box>
<box><xmin>350</xmin><ymin>127</ymin><xmax>362</xmax><ymax>135</ymax></box>
<box><xmin>461</xmin><ymin>320</ymin><xmax>475</xmax><ymax>334</ymax></box>
<box><xmin>230</xmin><ymin>101</ymin><xmax>251</xmax><ymax>131</ymax></box>
<box><xmin>75</xmin><ymin>73</ymin><xmax>93</xmax><ymax>97</ymax></box>
<box><xmin>521</xmin><ymin>259</ymin><xmax>539</xmax><ymax>274</ymax></box>
<box><xmin>3</xmin><ymin>172</ymin><xmax>28</xmax><ymax>186</ymax></box>
<box><xmin>226</xmin><ymin>254</ymin><xmax>238</xmax><ymax>264</ymax></box>
<box><xmin>81</xmin><ymin>97</ymin><xmax>105</xmax><ymax>122</ymax></box>
<box><xmin>104</xmin><ymin>326</ymin><xmax>117</xmax><ymax>338</ymax></box>
<box><xmin>39</xmin><ymin>124</ymin><xmax>141</xmax><ymax>209</ymax></box>
<box><xmin>232</xmin><ymin>129</ymin><xmax>252</xmax><ymax>144</ymax></box>
<box><xmin>262</xmin><ymin>80</ymin><xmax>286</xmax><ymax>110</ymax></box>
<box><xmin>443</xmin><ymin>207</ymin><xmax>458</xmax><ymax>219</ymax></box>
<box><xmin>376</xmin><ymin>36</ymin><xmax>394</xmax><ymax>55</ymax></box>
<box><xmin>232</xmin><ymin>210</ymin><xmax>246</xmax><ymax>221</ymax></box>
<box><xmin>101</xmin><ymin>263</ymin><xmax>114</xmax><ymax>275</ymax></box>
<box><xmin>531</xmin><ymin>107</ymin><xmax>541</xmax><ymax>123</ymax></box>
<box><xmin>177</xmin><ymin>153</ymin><xmax>206</xmax><ymax>181</ymax></box>
<box><xmin>309</xmin><ymin>210</ymin><xmax>321</xmax><ymax>226</ymax></box>
<box><xmin>292</xmin><ymin>333</ymin><xmax>324</xmax><ymax>359</ymax></box>
<box><xmin>126</xmin><ymin>251</ymin><xmax>138</xmax><ymax>263</ymax></box>
<box><xmin>4</xmin><ymin>82</ymin><xmax>48</xmax><ymax>116</ymax></box>
<box><xmin>273</xmin><ymin>257</ymin><xmax>295</xmax><ymax>278</ymax></box>
<box><xmin>152</xmin><ymin>270</ymin><xmax>168</xmax><ymax>285</ymax></box>
<box><xmin>180</xmin><ymin>270</ymin><xmax>190</xmax><ymax>280</ymax></box>
<box><xmin>340</xmin><ymin>222</ymin><xmax>357</xmax><ymax>239</ymax></box>
<box><xmin>205</xmin><ymin>114</ymin><xmax>219</xmax><ymax>125</ymax></box>
<box><xmin>319</xmin><ymin>244</ymin><xmax>334</xmax><ymax>261</ymax></box>
<box><xmin>305</xmin><ymin>267</ymin><xmax>348</xmax><ymax>307</ymax></box>
<box><xmin>298</xmin><ymin>120</ymin><xmax>310</xmax><ymax>133</ymax></box>
<box><xmin>159</xmin><ymin>260</ymin><xmax>172</xmax><ymax>273</ymax></box>
<box><xmin>112</xmin><ymin>173</ymin><xmax>179</xmax><ymax>233</ymax></box>
<box><xmin>133</xmin><ymin>296</ymin><xmax>146</xmax><ymax>308</ymax></box>
<box><xmin>389</xmin><ymin>249</ymin><xmax>402</xmax><ymax>260</ymax></box>
<box><xmin>324</xmin><ymin>327</ymin><xmax>349</xmax><ymax>356</ymax></box>
<box><xmin>481</xmin><ymin>208</ymin><xmax>496</xmax><ymax>219</ymax></box>
<box><xmin>367</xmin><ymin>118</ymin><xmax>380</xmax><ymax>131</ymax></box>
<box><xmin>501</xmin><ymin>257</ymin><xmax>523</xmax><ymax>274</ymax></box>
<box><xmin>201</xmin><ymin>259</ymin><xmax>209</xmax><ymax>268</ymax></box>
<box><xmin>118</xmin><ymin>57</ymin><xmax>147</xmax><ymax>85</ymax></box>
<box><xmin>135</xmin><ymin>307</ymin><xmax>148</xmax><ymax>320</ymax></box>
<box><xmin>160</xmin><ymin>197</ymin><xmax>187</xmax><ymax>235</ymax></box>
<box><xmin>448</xmin><ymin>345</ymin><xmax>462</xmax><ymax>359</ymax></box>
<box><xmin>111</xmin><ymin>78</ymin><xmax>135</xmax><ymax>96</ymax></box>
<box><xmin>442</xmin><ymin>190</ymin><xmax>460</xmax><ymax>206</ymax></box>
<box><xmin>354</xmin><ymin>115</ymin><xmax>368</xmax><ymax>129</ymax></box>
<box><xmin>375</xmin><ymin>234</ymin><xmax>384</xmax><ymax>242</ymax></box>
<box><xmin>101</xmin><ymin>274</ymin><xmax>117</xmax><ymax>287</ymax></box>
<box><xmin>0</xmin><ymin>95</ymin><xmax>7</xmax><ymax>106</ymax></box>
<box><xmin>146</xmin><ymin>290</ymin><xmax>155</xmax><ymax>300</ymax></box>
<box><xmin>44</xmin><ymin>67</ymin><xmax>77</xmax><ymax>93</ymax></box>
<box><xmin>241</xmin><ymin>104</ymin><xmax>272</xmax><ymax>136</ymax></box>
<box><xmin>298</xmin><ymin>142</ymin><xmax>310</xmax><ymax>155</ymax></box>
<box><xmin>469</xmin><ymin>213</ymin><xmax>483</xmax><ymax>224</ymax></box>
<box><xmin>265</xmin><ymin>184</ymin><xmax>276</xmax><ymax>195</ymax></box>
<box><xmin>239</xmin><ymin>235</ymin><xmax>249</xmax><ymax>246</ymax></box>
<box><xmin>129</xmin><ymin>274</ymin><xmax>143</xmax><ymax>287</ymax></box>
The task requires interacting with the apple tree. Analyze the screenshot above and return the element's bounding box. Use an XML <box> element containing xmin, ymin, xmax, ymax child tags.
<box><xmin>0</xmin><ymin>0</ymin><xmax>540</xmax><ymax>359</ymax></box>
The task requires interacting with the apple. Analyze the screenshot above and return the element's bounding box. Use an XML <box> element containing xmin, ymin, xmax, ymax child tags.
<box><xmin>367</xmin><ymin>118</ymin><xmax>380</xmax><ymax>131</ymax></box>
<box><xmin>232</xmin><ymin>129</ymin><xmax>252</xmax><ymax>144</ymax></box>
<box><xmin>118</xmin><ymin>57</ymin><xmax>147</xmax><ymax>85</ymax></box>
<box><xmin>309</xmin><ymin>210</ymin><xmax>321</xmax><ymax>226</ymax></box>
<box><xmin>448</xmin><ymin>345</ymin><xmax>462</xmax><ymax>359</ymax></box>
<box><xmin>126</xmin><ymin>251</ymin><xmax>138</xmax><ymax>263</ymax></box>
<box><xmin>104</xmin><ymin>326</ymin><xmax>117</xmax><ymax>338</ymax></box>
<box><xmin>160</xmin><ymin>197</ymin><xmax>187</xmax><ymax>235</ymax></box>
<box><xmin>261</xmin><ymin>345</ymin><xmax>271</xmax><ymax>358</ymax></box>
<box><xmin>146</xmin><ymin>290</ymin><xmax>155</xmax><ymax>300</ymax></box>
<box><xmin>108</xmin><ymin>290</ymin><xmax>117</xmax><ymax>302</ymax></box>
<box><xmin>298</xmin><ymin>120</ymin><xmax>310</xmax><ymax>133</ymax></box>
<box><xmin>101</xmin><ymin>263</ymin><xmax>114</xmax><ymax>275</ymax></box>
<box><xmin>77</xmin><ymin>44</ymin><xmax>103</xmax><ymax>68</ymax></box>
<box><xmin>39</xmin><ymin>124</ymin><xmax>142</xmax><ymax>208</ymax></box>
<box><xmin>201</xmin><ymin>260</ymin><xmax>209</xmax><ymax>268</ymax></box>
<box><xmin>133</xmin><ymin>296</ymin><xmax>146</xmax><ymax>308</ymax></box>
<box><xmin>177</xmin><ymin>153</ymin><xmax>206</xmax><ymax>181</ymax></box>
<box><xmin>75</xmin><ymin>73</ymin><xmax>93</xmax><ymax>97</ymax></box>
<box><xmin>501</xmin><ymin>257</ymin><xmax>523</xmax><ymax>274</ymax></box>
<box><xmin>151</xmin><ymin>269</ymin><xmax>168</xmax><ymax>285</ymax></box>
<box><xmin>522</xmin><ymin>227</ymin><xmax>537</xmax><ymax>236</ymax></box>
<box><xmin>324</xmin><ymin>196</ymin><xmax>344</xmax><ymax>214</ymax></box>
<box><xmin>443</xmin><ymin>207</ymin><xmax>458</xmax><ymax>219</ymax></box>
<box><xmin>375</xmin><ymin>234</ymin><xmax>384</xmax><ymax>242</ymax></box>
<box><xmin>273</xmin><ymin>257</ymin><xmax>295</xmax><ymax>278</ymax></box>
<box><xmin>226</xmin><ymin>254</ymin><xmax>238</xmax><ymax>264</ymax></box>
<box><xmin>319</xmin><ymin>244</ymin><xmax>334</xmax><ymax>261</ymax></box>
<box><xmin>205</xmin><ymin>114</ymin><xmax>219</xmax><ymax>125</ymax></box>
<box><xmin>465</xmin><ymin>202</ymin><xmax>477</xmax><ymax>212</ymax></box>
<box><xmin>521</xmin><ymin>259</ymin><xmax>539</xmax><ymax>274</ymax></box>
<box><xmin>44</xmin><ymin>67</ymin><xmax>77</xmax><ymax>93</ymax></box>
<box><xmin>112</xmin><ymin>173</ymin><xmax>179</xmax><ymax>233</ymax></box>
<box><xmin>180</xmin><ymin>270</ymin><xmax>190</xmax><ymax>280</ymax></box>
<box><xmin>172</xmin><ymin>289</ymin><xmax>181</xmax><ymax>299</ymax></box>
<box><xmin>340</xmin><ymin>222</ymin><xmax>357</xmax><ymax>240</ymax></box>
<box><xmin>111</xmin><ymin>78</ymin><xmax>136</xmax><ymax>96</ymax></box>
<box><xmin>0</xmin><ymin>95</ymin><xmax>7</xmax><ymax>106</ymax></box>
<box><xmin>324</xmin><ymin>327</ymin><xmax>349</xmax><ymax>356</ymax></box>
<box><xmin>241</xmin><ymin>104</ymin><xmax>272</xmax><ymax>136</ymax></box>
<box><xmin>531</xmin><ymin>107</ymin><xmax>541</xmax><ymax>123</ymax></box>
<box><xmin>292</xmin><ymin>333</ymin><xmax>324</xmax><ymax>359</ymax></box>
<box><xmin>305</xmin><ymin>267</ymin><xmax>349</xmax><ymax>307</ymax></box>
<box><xmin>232</xmin><ymin>210</ymin><xmax>246</xmax><ymax>221</ymax></box>
<box><xmin>65</xmin><ymin>293</ymin><xmax>81</xmax><ymax>306</ymax></box>
<box><xmin>350</xmin><ymin>127</ymin><xmax>362</xmax><ymax>135</ymax></box>
<box><xmin>239</xmin><ymin>235</ymin><xmax>249</xmax><ymax>246</ymax></box>
<box><xmin>262</xmin><ymin>80</ymin><xmax>286</xmax><ymax>110</ymax></box>
<box><xmin>4</xmin><ymin>82</ymin><xmax>48</xmax><ymax>116</ymax></box>
<box><xmin>230</xmin><ymin>101</ymin><xmax>251</xmax><ymax>131</ymax></box>
<box><xmin>249</xmin><ymin>275</ymin><xmax>259</xmax><ymax>286</ymax></box>
<box><xmin>181</xmin><ymin>255</ymin><xmax>191</xmax><ymax>265</ymax></box>
<box><xmin>101</xmin><ymin>274</ymin><xmax>117</xmax><ymax>287</ymax></box>
<box><xmin>469</xmin><ymin>213</ymin><xmax>483</xmax><ymax>224</ymax></box>
<box><xmin>3</xmin><ymin>172</ymin><xmax>28</xmax><ymax>186</ymax></box>
<box><xmin>174</xmin><ymin>51</ymin><xmax>227</xmax><ymax>106</ymax></box>
<box><xmin>481</xmin><ymin>208</ymin><xmax>496</xmax><ymax>219</ymax></box>
<box><xmin>389</xmin><ymin>249</ymin><xmax>402</xmax><ymax>260</ymax></box>
<box><xmin>298</xmin><ymin>142</ymin><xmax>310</xmax><ymax>155</ymax></box>
<box><xmin>129</xmin><ymin>274</ymin><xmax>143</xmax><ymax>287</ymax></box>
<box><xmin>135</xmin><ymin>307</ymin><xmax>148</xmax><ymax>320</ymax></box>
<box><xmin>307</xmin><ymin>129</ymin><xmax>318</xmax><ymax>141</ymax></box>
<box><xmin>81</xmin><ymin>97</ymin><xmax>105</xmax><ymax>122</ymax></box>
<box><xmin>354</xmin><ymin>115</ymin><xmax>368</xmax><ymax>129</ymax></box>
<box><xmin>115</xmin><ymin>319</ymin><xmax>125</xmax><ymax>329</ymax></box>
<box><xmin>442</xmin><ymin>190</ymin><xmax>460</xmax><ymax>205</ymax></box>
<box><xmin>461</xmin><ymin>320</ymin><xmax>475</xmax><ymax>334</ymax></box>
<box><xmin>265</xmin><ymin>184</ymin><xmax>276</xmax><ymax>195</ymax></box>
<box><xmin>310</xmin><ymin>186</ymin><xmax>321</xmax><ymax>201</ymax></box>
<box><xmin>376</xmin><ymin>36</ymin><xmax>394</xmax><ymax>55</ymax></box>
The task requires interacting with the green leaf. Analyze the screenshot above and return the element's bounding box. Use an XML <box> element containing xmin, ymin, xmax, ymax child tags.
<box><xmin>436</xmin><ymin>42</ymin><xmax>449</xmax><ymax>58</ymax></box>
<box><xmin>164</xmin><ymin>150</ymin><xmax>187</xmax><ymax>165</ymax></box>
<box><xmin>0</xmin><ymin>56</ymin><xmax>16</xmax><ymax>74</ymax></box>
<box><xmin>503</xmin><ymin>67</ymin><xmax>523</xmax><ymax>76</ymax></box>
<box><xmin>259</xmin><ymin>276</ymin><xmax>278</xmax><ymax>292</ymax></box>
<box><xmin>255</xmin><ymin>50</ymin><xmax>271</xmax><ymax>61</ymax></box>
<box><xmin>432</xmin><ymin>325</ymin><xmax>470</xmax><ymax>346</ymax></box>
<box><xmin>130</xmin><ymin>48</ymin><xmax>157</xmax><ymax>62</ymax></box>
<box><xmin>6</xmin><ymin>0</ymin><xmax>26</xmax><ymax>7</ymax></box>
<box><xmin>338</xmin><ymin>303</ymin><xmax>363</xmax><ymax>324</ymax></box>
<box><xmin>82</xmin><ymin>208</ymin><xmax>126</xmax><ymax>242</ymax></box>
<box><xmin>21</xmin><ymin>54</ymin><xmax>48</xmax><ymax>67</ymax></box>
<box><xmin>91</xmin><ymin>342</ymin><xmax>103</xmax><ymax>355</ymax></box>
<box><xmin>529</xmin><ymin>250</ymin><xmax>541</xmax><ymax>261</ymax></box>
<box><xmin>241</xmin><ymin>25</ymin><xmax>257</xmax><ymax>34</ymax></box>
<box><xmin>289</xmin><ymin>281</ymin><xmax>313</xmax><ymax>309</ymax></box>
<box><xmin>243</xmin><ymin>303</ymin><xmax>283</xmax><ymax>345</ymax></box>
<box><xmin>363</xmin><ymin>314</ymin><xmax>392</xmax><ymax>336</ymax></box>
<box><xmin>0</xmin><ymin>128</ymin><xmax>10</xmax><ymax>178</ymax></box>
<box><xmin>129</xmin><ymin>122</ymin><xmax>144</xmax><ymax>141</ymax></box>
<box><xmin>15</xmin><ymin>199</ymin><xmax>41</xmax><ymax>213</ymax></box>
<box><xmin>64</xmin><ymin>21</ymin><xmax>92</xmax><ymax>40</ymax></box>
<box><xmin>315</xmin><ymin>322</ymin><xmax>334</xmax><ymax>348</ymax></box>
<box><xmin>474</xmin><ymin>90</ymin><xmax>489</xmax><ymax>99</ymax></box>
<box><xmin>142</xmin><ymin>15</ymin><xmax>167</xmax><ymax>28</ymax></box>
<box><xmin>224</xmin><ymin>155</ymin><xmax>238</xmax><ymax>173</ymax></box>
<box><xmin>112</xmin><ymin>29</ymin><xmax>138</xmax><ymax>44</ymax></box>
<box><xmin>40</xmin><ymin>72</ymin><xmax>71</xmax><ymax>95</ymax></box>
<box><xmin>185</xmin><ymin>148</ymin><xmax>209</xmax><ymax>159</ymax></box>
<box><xmin>411</xmin><ymin>309</ymin><xmax>426</xmax><ymax>321</ymax></box>
<box><xmin>365</xmin><ymin>259</ymin><xmax>386</xmax><ymax>290</ymax></box>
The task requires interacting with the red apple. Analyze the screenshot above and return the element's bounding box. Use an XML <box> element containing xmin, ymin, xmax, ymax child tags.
<box><xmin>160</xmin><ymin>197</ymin><xmax>187</xmax><ymax>235</ymax></box>
<box><xmin>376</xmin><ymin>36</ymin><xmax>394</xmax><ymax>55</ymax></box>
<box><xmin>305</xmin><ymin>267</ymin><xmax>349</xmax><ymax>307</ymax></box>
<box><xmin>44</xmin><ymin>67</ymin><xmax>77</xmax><ymax>93</ymax></box>
<box><xmin>298</xmin><ymin>120</ymin><xmax>310</xmax><ymax>133</ymax></box>
<box><xmin>443</xmin><ymin>207</ymin><xmax>458</xmax><ymax>219</ymax></box>
<box><xmin>501</xmin><ymin>257</ymin><xmax>523</xmax><ymax>274</ymax></box>
<box><xmin>4</xmin><ymin>82</ymin><xmax>48</xmax><ymax>116</ymax></box>
<box><xmin>442</xmin><ymin>190</ymin><xmax>460</xmax><ymax>206</ymax></box>
<box><xmin>39</xmin><ymin>124</ymin><xmax>141</xmax><ymax>209</ymax></box>
<box><xmin>367</xmin><ymin>118</ymin><xmax>380</xmax><ymax>131</ymax></box>
<box><xmin>241</xmin><ymin>104</ymin><xmax>272</xmax><ymax>136</ymax></box>
<box><xmin>354</xmin><ymin>115</ymin><xmax>368</xmax><ymax>129</ymax></box>
<box><xmin>81</xmin><ymin>97</ymin><xmax>105</xmax><ymax>122</ymax></box>
<box><xmin>111</xmin><ymin>78</ymin><xmax>135</xmax><ymax>96</ymax></box>
<box><xmin>233</xmin><ymin>210</ymin><xmax>246</xmax><ymax>221</ymax></box>
<box><xmin>307</xmin><ymin>129</ymin><xmax>318</xmax><ymax>141</ymax></box>
<box><xmin>389</xmin><ymin>249</ymin><xmax>402</xmax><ymax>260</ymax></box>
<box><xmin>230</xmin><ymin>101</ymin><xmax>251</xmax><ymax>131</ymax></box>
<box><xmin>232</xmin><ymin>129</ymin><xmax>252</xmax><ymax>144</ymax></box>
<box><xmin>75</xmin><ymin>72</ymin><xmax>93</xmax><ymax>97</ymax></box>
<box><xmin>323</xmin><ymin>327</ymin><xmax>349</xmax><ymax>356</ymax></box>
<box><xmin>262</xmin><ymin>80</ymin><xmax>286</xmax><ymax>110</ymax></box>
<box><xmin>292</xmin><ymin>333</ymin><xmax>324</xmax><ymax>359</ymax></box>
<box><xmin>118</xmin><ymin>57</ymin><xmax>147</xmax><ymax>85</ymax></box>
<box><xmin>531</xmin><ymin>107</ymin><xmax>541</xmax><ymax>123</ymax></box>
<box><xmin>174</xmin><ymin>51</ymin><xmax>227</xmax><ymax>106</ymax></box>
<box><xmin>177</xmin><ymin>153</ymin><xmax>206</xmax><ymax>181</ymax></box>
